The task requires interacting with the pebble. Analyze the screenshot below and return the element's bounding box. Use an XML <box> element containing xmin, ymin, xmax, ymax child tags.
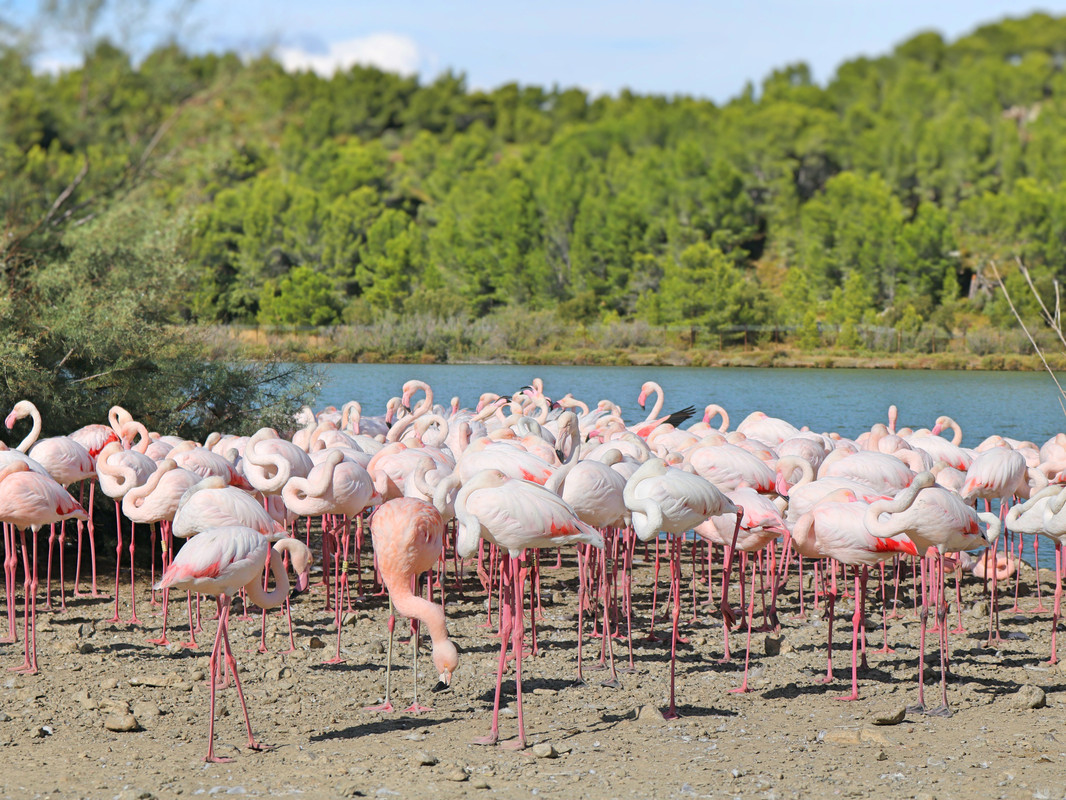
<box><xmin>308</xmin><ymin>636</ymin><xmax>326</xmax><ymax>649</ymax></box>
<box><xmin>764</xmin><ymin>635</ymin><xmax>793</xmax><ymax>656</ymax></box>
<box><xmin>115</xmin><ymin>790</ymin><xmax>154</xmax><ymax>800</ymax></box>
<box><xmin>444</xmin><ymin>768</ymin><xmax>469</xmax><ymax>782</ymax></box>
<box><xmin>1015</xmin><ymin>685</ymin><xmax>1047</xmax><ymax>710</ymax></box>
<box><xmin>471</xmin><ymin>778</ymin><xmax>490</xmax><ymax>789</ymax></box>
<box><xmin>342</xmin><ymin>611</ymin><xmax>359</xmax><ymax>627</ymax></box>
<box><xmin>132</xmin><ymin>702</ymin><xmax>161</xmax><ymax>719</ymax></box>
<box><xmin>103</xmin><ymin>713</ymin><xmax>140</xmax><ymax>732</ymax></box>
<box><xmin>128</xmin><ymin>674</ymin><xmax>170</xmax><ymax>688</ymax></box>
<box><xmin>532</xmin><ymin>743</ymin><xmax>558</xmax><ymax>759</ymax></box>
<box><xmin>100</xmin><ymin>678</ymin><xmax>119</xmax><ymax>690</ymax></box>
<box><xmin>870</xmin><ymin>706</ymin><xmax>906</xmax><ymax>725</ymax></box>
<box><xmin>418</xmin><ymin>751</ymin><xmax>438</xmax><ymax>766</ymax></box>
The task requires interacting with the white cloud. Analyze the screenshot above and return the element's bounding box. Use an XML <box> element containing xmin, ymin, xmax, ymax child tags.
<box><xmin>276</xmin><ymin>32</ymin><xmax>421</xmax><ymax>77</ymax></box>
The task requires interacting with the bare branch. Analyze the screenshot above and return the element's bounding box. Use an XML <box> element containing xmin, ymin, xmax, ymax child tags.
<box><xmin>991</xmin><ymin>260</ymin><xmax>1066</xmax><ymax>419</ymax></box>
<box><xmin>1015</xmin><ymin>258</ymin><xmax>1066</xmax><ymax>351</ymax></box>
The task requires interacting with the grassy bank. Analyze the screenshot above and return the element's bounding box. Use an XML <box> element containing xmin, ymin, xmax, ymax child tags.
<box><xmin>196</xmin><ymin>316</ymin><xmax>1066</xmax><ymax>372</ymax></box>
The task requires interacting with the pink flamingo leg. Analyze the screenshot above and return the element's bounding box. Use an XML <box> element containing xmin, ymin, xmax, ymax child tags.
<box><xmin>2</xmin><ymin>522</ymin><xmax>16</xmax><ymax>644</ymax></box>
<box><xmin>836</xmin><ymin>569</ymin><xmax>862</xmax><ymax>701</ymax></box>
<box><xmin>503</xmin><ymin>554</ymin><xmax>528</xmax><ymax>749</ymax></box>
<box><xmin>474</xmin><ymin>555</ymin><xmax>512</xmax><ymax>746</ymax></box>
<box><xmin>908</xmin><ymin>557</ymin><xmax>930</xmax><ymax>714</ymax></box>
<box><xmin>729</xmin><ymin>551</ymin><xmax>759</xmax><ymax>694</ymax></box>
<box><xmin>107</xmin><ymin>504</ymin><xmax>123</xmax><ymax>624</ymax></box>
<box><xmin>365</xmin><ymin>599</ymin><xmax>396</xmax><ymax>712</ymax></box>
<box><xmin>663</xmin><ymin>537</ymin><xmax>683</xmax><ymax>720</ymax></box>
<box><xmin>1048</xmin><ymin>543</ymin><xmax>1062</xmax><ymax>665</ymax></box>
<box><xmin>128</xmin><ymin>522</ymin><xmax>141</xmax><ymax>625</ymax></box>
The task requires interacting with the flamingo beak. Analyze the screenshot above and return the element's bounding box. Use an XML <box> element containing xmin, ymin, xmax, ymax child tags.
<box><xmin>293</xmin><ymin>570</ymin><xmax>310</xmax><ymax>595</ymax></box>
<box><xmin>433</xmin><ymin>672</ymin><xmax>452</xmax><ymax>692</ymax></box>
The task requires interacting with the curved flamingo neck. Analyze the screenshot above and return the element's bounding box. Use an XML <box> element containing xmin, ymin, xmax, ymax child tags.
<box><xmin>640</xmin><ymin>382</ymin><xmax>665</xmax><ymax>424</ymax></box>
<box><xmin>244</xmin><ymin>540</ymin><xmax>293</xmax><ymax>609</ymax></box>
<box><xmin>12</xmin><ymin>403</ymin><xmax>42</xmax><ymax>454</ymax></box>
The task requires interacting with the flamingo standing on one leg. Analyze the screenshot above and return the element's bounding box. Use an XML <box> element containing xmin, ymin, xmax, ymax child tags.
<box><xmin>154</xmin><ymin>525</ymin><xmax>312</xmax><ymax>762</ymax></box>
<box><xmin>455</xmin><ymin>468</ymin><xmax>603</xmax><ymax>749</ymax></box>
<box><xmin>623</xmin><ymin>457</ymin><xmax>741</xmax><ymax>719</ymax></box>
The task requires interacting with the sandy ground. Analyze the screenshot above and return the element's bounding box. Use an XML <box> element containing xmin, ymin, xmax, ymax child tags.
<box><xmin>0</xmin><ymin>536</ymin><xmax>1064</xmax><ymax>800</ymax></box>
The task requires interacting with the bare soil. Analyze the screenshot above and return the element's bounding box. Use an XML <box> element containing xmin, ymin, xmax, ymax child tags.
<box><xmin>0</xmin><ymin>542</ymin><xmax>1064</xmax><ymax>800</ymax></box>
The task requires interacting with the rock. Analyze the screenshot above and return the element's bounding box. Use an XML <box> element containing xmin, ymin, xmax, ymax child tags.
<box><xmin>860</xmin><ymin>728</ymin><xmax>891</xmax><ymax>746</ymax></box>
<box><xmin>103</xmin><ymin>713</ymin><xmax>140</xmax><ymax>732</ymax></box>
<box><xmin>56</xmin><ymin>641</ymin><xmax>78</xmax><ymax>655</ymax></box>
<box><xmin>115</xmin><ymin>790</ymin><xmax>154</xmax><ymax>800</ymax></box>
<box><xmin>417</xmin><ymin>751</ymin><xmax>438</xmax><ymax>766</ymax></box>
<box><xmin>820</xmin><ymin>728</ymin><xmax>861</xmax><ymax>745</ymax></box>
<box><xmin>532</xmin><ymin>743</ymin><xmax>558</xmax><ymax>759</ymax></box>
<box><xmin>551</xmin><ymin>590</ymin><xmax>564</xmax><ymax>605</ymax></box>
<box><xmin>77</xmin><ymin>643</ymin><xmax>94</xmax><ymax>654</ymax></box>
<box><xmin>1015</xmin><ymin>685</ymin><xmax>1047</xmax><ymax>710</ymax></box>
<box><xmin>870</xmin><ymin>706</ymin><xmax>906</xmax><ymax>725</ymax></box>
<box><xmin>634</xmin><ymin>704</ymin><xmax>662</xmax><ymax>722</ymax></box>
<box><xmin>190</xmin><ymin>669</ymin><xmax>206</xmax><ymax>682</ymax></box>
<box><xmin>471</xmin><ymin>778</ymin><xmax>490</xmax><ymax>789</ymax></box>
<box><xmin>308</xmin><ymin>636</ymin><xmax>326</xmax><ymax>649</ymax></box>
<box><xmin>334</xmin><ymin>782</ymin><xmax>362</xmax><ymax>798</ymax></box>
<box><xmin>876</xmin><ymin>750</ymin><xmax>888</xmax><ymax>762</ymax></box>
<box><xmin>972</xmin><ymin>601</ymin><xmax>989</xmax><ymax>618</ymax></box>
<box><xmin>128</xmin><ymin>674</ymin><xmax>170</xmax><ymax>688</ymax></box>
<box><xmin>342</xmin><ymin>611</ymin><xmax>359</xmax><ymax>627</ymax></box>
<box><xmin>444</xmin><ymin>768</ymin><xmax>468</xmax><ymax>782</ymax></box>
<box><xmin>764</xmin><ymin>635</ymin><xmax>792</xmax><ymax>656</ymax></box>
<box><xmin>132</xmin><ymin>702</ymin><xmax>161</xmax><ymax>719</ymax></box>
<box><xmin>77</xmin><ymin>622</ymin><xmax>94</xmax><ymax>638</ymax></box>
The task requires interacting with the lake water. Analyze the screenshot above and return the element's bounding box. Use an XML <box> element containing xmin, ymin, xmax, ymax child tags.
<box><xmin>312</xmin><ymin>364</ymin><xmax>1066</xmax><ymax>448</ymax></box>
<box><xmin>312</xmin><ymin>364</ymin><xmax>1066</xmax><ymax>570</ymax></box>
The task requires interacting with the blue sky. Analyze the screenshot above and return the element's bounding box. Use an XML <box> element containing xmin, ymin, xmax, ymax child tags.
<box><xmin>8</xmin><ymin>1</ymin><xmax>1066</xmax><ymax>102</ymax></box>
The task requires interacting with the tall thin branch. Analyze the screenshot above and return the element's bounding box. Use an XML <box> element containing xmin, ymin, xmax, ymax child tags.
<box><xmin>991</xmin><ymin>260</ymin><xmax>1066</xmax><ymax>419</ymax></box>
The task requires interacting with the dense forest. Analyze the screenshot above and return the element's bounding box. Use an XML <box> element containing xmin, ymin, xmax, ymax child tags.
<box><xmin>4</xmin><ymin>10</ymin><xmax>1066</xmax><ymax>430</ymax></box>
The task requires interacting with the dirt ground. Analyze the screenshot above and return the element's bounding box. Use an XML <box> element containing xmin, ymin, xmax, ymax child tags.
<box><xmin>0</xmin><ymin>537</ymin><xmax>1064</xmax><ymax>800</ymax></box>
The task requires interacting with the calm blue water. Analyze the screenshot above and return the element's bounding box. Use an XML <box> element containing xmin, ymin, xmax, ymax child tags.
<box><xmin>311</xmin><ymin>364</ymin><xmax>1066</xmax><ymax>448</ymax></box>
<box><xmin>311</xmin><ymin>364</ymin><xmax>1066</xmax><ymax>571</ymax></box>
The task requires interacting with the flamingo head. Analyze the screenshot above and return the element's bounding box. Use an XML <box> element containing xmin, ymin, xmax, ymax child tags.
<box><xmin>432</xmin><ymin>640</ymin><xmax>459</xmax><ymax>691</ymax></box>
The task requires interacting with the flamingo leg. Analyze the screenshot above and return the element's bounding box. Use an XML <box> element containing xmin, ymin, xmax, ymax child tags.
<box><xmin>836</xmin><ymin>568</ymin><xmax>862</xmax><ymax>702</ymax></box>
<box><xmin>218</xmin><ymin>599</ymin><xmax>272</xmax><ymax>754</ymax></box>
<box><xmin>1049</xmin><ymin>543</ymin><xmax>1062</xmax><ymax>665</ymax></box>
<box><xmin>474</xmin><ymin>553</ymin><xmax>513</xmax><ymax>746</ymax></box>
<box><xmin>729</xmin><ymin>550</ymin><xmax>759</xmax><ymax>694</ymax></box>
<box><xmin>365</xmin><ymin>598</ymin><xmax>396</xmax><ymax>712</ymax></box>
<box><xmin>908</xmin><ymin>557</ymin><xmax>930</xmax><ymax>714</ymax></box>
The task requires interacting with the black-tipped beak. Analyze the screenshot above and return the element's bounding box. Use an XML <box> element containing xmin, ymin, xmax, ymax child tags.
<box><xmin>432</xmin><ymin>679</ymin><xmax>451</xmax><ymax>693</ymax></box>
<box><xmin>402</xmin><ymin>403</ymin><xmax>412</xmax><ymax>413</ymax></box>
<box><xmin>638</xmin><ymin>401</ymin><xmax>645</xmax><ymax>410</ymax></box>
<box><xmin>555</xmin><ymin>448</ymin><xmax>565</xmax><ymax>461</ymax></box>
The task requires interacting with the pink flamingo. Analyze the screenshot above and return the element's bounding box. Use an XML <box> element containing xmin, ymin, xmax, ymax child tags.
<box><xmin>623</xmin><ymin>457</ymin><xmax>741</xmax><ymax>719</ymax></box>
<box><xmin>791</xmin><ymin>485</ymin><xmax>923</xmax><ymax>701</ymax></box>
<box><xmin>283</xmin><ymin>448</ymin><xmax>380</xmax><ymax>660</ymax></box>
<box><xmin>154</xmin><ymin>525</ymin><xmax>311</xmax><ymax>762</ymax></box>
<box><xmin>0</xmin><ymin>460</ymin><xmax>88</xmax><ymax>673</ymax></box>
<box><xmin>456</xmin><ymin>468</ymin><xmax>603</xmax><ymax>749</ymax></box>
<box><xmin>96</xmin><ymin>440</ymin><xmax>155</xmax><ymax>623</ymax></box>
<box><xmin>368</xmin><ymin>497</ymin><xmax>458</xmax><ymax>713</ymax></box>
<box><xmin>121</xmin><ymin>458</ymin><xmax>201</xmax><ymax>637</ymax></box>
<box><xmin>866</xmin><ymin>473</ymin><xmax>1002</xmax><ymax>715</ymax></box>
<box><xmin>5</xmin><ymin>400</ymin><xmax>95</xmax><ymax>608</ymax></box>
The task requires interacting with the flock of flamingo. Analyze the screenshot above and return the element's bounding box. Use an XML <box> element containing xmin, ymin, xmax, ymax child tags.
<box><xmin>0</xmin><ymin>379</ymin><xmax>1062</xmax><ymax>760</ymax></box>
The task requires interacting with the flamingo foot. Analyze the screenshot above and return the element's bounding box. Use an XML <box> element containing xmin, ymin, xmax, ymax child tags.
<box><xmin>716</xmin><ymin>656</ymin><xmax>732</xmax><ymax>665</ymax></box>
<box><xmin>600</xmin><ymin>678</ymin><xmax>621</xmax><ymax>689</ymax></box>
<box><xmin>501</xmin><ymin>737</ymin><xmax>527</xmax><ymax>751</ymax></box>
<box><xmin>277</xmin><ymin>646</ymin><xmax>298</xmax><ymax>656</ymax></box>
<box><xmin>204</xmin><ymin>755</ymin><xmax>234</xmax><ymax>764</ymax></box>
<box><xmin>661</xmin><ymin>708</ymin><xmax>680</xmax><ymax>721</ymax></box>
<box><xmin>835</xmin><ymin>692</ymin><xmax>860</xmax><ymax>702</ymax></box>
<box><xmin>728</xmin><ymin>684</ymin><xmax>750</xmax><ymax>694</ymax></box>
<box><xmin>1046</xmin><ymin>656</ymin><xmax>1059</xmax><ymax>667</ymax></box>
<box><xmin>146</xmin><ymin>635</ymin><xmax>171</xmax><ymax>646</ymax></box>
<box><xmin>364</xmin><ymin>701</ymin><xmax>395</xmax><ymax>713</ymax></box>
<box><xmin>924</xmin><ymin>705</ymin><xmax>952</xmax><ymax>718</ymax></box>
<box><xmin>127</xmin><ymin>615</ymin><xmax>142</xmax><ymax>626</ymax></box>
<box><xmin>617</xmin><ymin>666</ymin><xmax>638</xmax><ymax>675</ymax></box>
<box><xmin>905</xmin><ymin>703</ymin><xmax>927</xmax><ymax>715</ymax></box>
<box><xmin>872</xmin><ymin>646</ymin><xmax>895</xmax><ymax>654</ymax></box>
<box><xmin>1033</xmin><ymin>603</ymin><xmax>1049</xmax><ymax>613</ymax></box>
<box><xmin>0</xmin><ymin>637</ymin><xmax>14</xmax><ymax>645</ymax></box>
<box><xmin>404</xmin><ymin>703</ymin><xmax>432</xmax><ymax>713</ymax></box>
<box><xmin>248</xmin><ymin>740</ymin><xmax>275</xmax><ymax>753</ymax></box>
<box><xmin>472</xmin><ymin>732</ymin><xmax>499</xmax><ymax>746</ymax></box>
<box><xmin>178</xmin><ymin>640</ymin><xmax>198</xmax><ymax>650</ymax></box>
<box><xmin>813</xmin><ymin>675</ymin><xmax>833</xmax><ymax>685</ymax></box>
<box><xmin>322</xmin><ymin>656</ymin><xmax>345</xmax><ymax>665</ymax></box>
